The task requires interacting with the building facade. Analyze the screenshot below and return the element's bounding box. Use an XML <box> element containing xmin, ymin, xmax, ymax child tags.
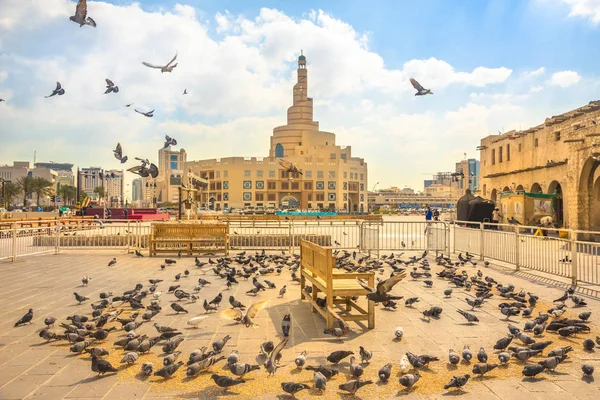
<box><xmin>368</xmin><ymin>191</ymin><xmax>456</xmax><ymax>210</ymax></box>
<box><xmin>479</xmin><ymin>100</ymin><xmax>600</xmax><ymax>230</ymax></box>
<box><xmin>456</xmin><ymin>159</ymin><xmax>480</xmax><ymax>193</ymax></box>
<box><xmin>155</xmin><ymin>53</ymin><xmax>368</xmax><ymax>212</ymax></box>
<box><xmin>0</xmin><ymin>161</ymin><xmax>63</xmax><ymax>207</ymax></box>
<box><xmin>103</xmin><ymin>169</ymin><xmax>124</xmax><ymax>206</ymax></box>
<box><xmin>132</xmin><ymin>178</ymin><xmax>142</xmax><ymax>203</ymax></box>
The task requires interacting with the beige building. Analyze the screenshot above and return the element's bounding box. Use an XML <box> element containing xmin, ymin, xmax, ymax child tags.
<box><xmin>479</xmin><ymin>100</ymin><xmax>600</xmax><ymax>230</ymax></box>
<box><xmin>0</xmin><ymin>161</ymin><xmax>60</xmax><ymax>207</ymax></box>
<box><xmin>103</xmin><ymin>169</ymin><xmax>124</xmax><ymax>206</ymax></box>
<box><xmin>155</xmin><ymin>52</ymin><xmax>369</xmax><ymax>212</ymax></box>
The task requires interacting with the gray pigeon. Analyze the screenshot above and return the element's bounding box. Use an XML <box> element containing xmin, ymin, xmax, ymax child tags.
<box><xmin>14</xmin><ymin>309</ymin><xmax>33</xmax><ymax>327</ymax></box>
<box><xmin>294</xmin><ymin>351</ymin><xmax>307</xmax><ymax>369</ymax></box>
<box><xmin>228</xmin><ymin>363</ymin><xmax>260</xmax><ymax>377</ymax></box>
<box><xmin>104</xmin><ymin>79</ymin><xmax>119</xmax><ymax>94</ymax></box>
<box><xmin>154</xmin><ymin>361</ymin><xmax>184</xmax><ymax>379</ymax></box>
<box><xmin>338</xmin><ymin>379</ymin><xmax>373</xmax><ymax>394</ymax></box>
<box><xmin>448</xmin><ymin>349</ymin><xmax>460</xmax><ymax>365</ymax></box>
<box><xmin>45</xmin><ymin>81</ymin><xmax>65</xmax><ymax>98</ymax></box>
<box><xmin>582</xmin><ymin>364</ymin><xmax>594</xmax><ymax>377</ymax></box>
<box><xmin>349</xmin><ymin>356</ymin><xmax>363</xmax><ymax>378</ymax></box>
<box><xmin>378</xmin><ymin>363</ymin><xmax>392</xmax><ymax>381</ymax></box>
<box><xmin>472</xmin><ymin>363</ymin><xmax>498</xmax><ymax>376</ymax></box>
<box><xmin>211</xmin><ymin>374</ymin><xmax>245</xmax><ymax>391</ymax></box>
<box><xmin>70</xmin><ymin>0</ymin><xmax>96</xmax><ymax>27</ymax></box>
<box><xmin>522</xmin><ymin>364</ymin><xmax>545</xmax><ymax>377</ymax></box>
<box><xmin>399</xmin><ymin>373</ymin><xmax>421</xmax><ymax>390</ymax></box>
<box><xmin>410</xmin><ymin>78</ymin><xmax>433</xmax><ymax>96</ymax></box>
<box><xmin>141</xmin><ymin>362</ymin><xmax>153</xmax><ymax>376</ymax></box>
<box><xmin>281</xmin><ymin>382</ymin><xmax>310</xmax><ymax>396</ymax></box>
<box><xmin>313</xmin><ymin>371</ymin><xmax>327</xmax><ymax>391</ymax></box>
<box><xmin>91</xmin><ymin>354</ymin><xmax>117</xmax><ymax>376</ymax></box>
<box><xmin>444</xmin><ymin>374</ymin><xmax>470</xmax><ymax>390</ymax></box>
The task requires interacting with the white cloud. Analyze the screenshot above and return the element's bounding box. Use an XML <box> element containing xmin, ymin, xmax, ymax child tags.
<box><xmin>521</xmin><ymin>67</ymin><xmax>546</xmax><ymax>78</ymax></box>
<box><xmin>558</xmin><ymin>0</ymin><xmax>600</xmax><ymax>24</ymax></box>
<box><xmin>549</xmin><ymin>70</ymin><xmax>582</xmax><ymax>87</ymax></box>
<box><xmin>0</xmin><ymin>1</ymin><xmax>592</xmax><ymax>191</ymax></box>
<box><xmin>529</xmin><ymin>85</ymin><xmax>544</xmax><ymax>93</ymax></box>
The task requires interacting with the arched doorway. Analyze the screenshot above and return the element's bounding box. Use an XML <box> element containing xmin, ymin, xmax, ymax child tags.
<box><xmin>275</xmin><ymin>143</ymin><xmax>284</xmax><ymax>158</ymax></box>
<box><xmin>547</xmin><ymin>181</ymin><xmax>564</xmax><ymax>226</ymax></box>
<box><xmin>490</xmin><ymin>189</ymin><xmax>498</xmax><ymax>204</ymax></box>
<box><xmin>280</xmin><ymin>195</ymin><xmax>299</xmax><ymax>210</ymax></box>
<box><xmin>530</xmin><ymin>183</ymin><xmax>542</xmax><ymax>193</ymax></box>
<box><xmin>208</xmin><ymin>197</ymin><xmax>216</xmax><ymax>211</ymax></box>
<box><xmin>502</xmin><ymin>186</ymin><xmax>511</xmax><ymax>193</ymax></box>
<box><xmin>577</xmin><ymin>155</ymin><xmax>600</xmax><ymax>231</ymax></box>
<box><xmin>516</xmin><ymin>184</ymin><xmax>524</xmax><ymax>192</ymax></box>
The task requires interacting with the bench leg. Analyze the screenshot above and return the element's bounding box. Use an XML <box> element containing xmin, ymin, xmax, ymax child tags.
<box><xmin>345</xmin><ymin>297</ymin><xmax>351</xmax><ymax>312</ymax></box>
<box><xmin>368</xmin><ymin>299</ymin><xmax>375</xmax><ymax>329</ymax></box>
<box><xmin>300</xmin><ymin>274</ymin><xmax>305</xmax><ymax>300</ymax></box>
<box><xmin>311</xmin><ymin>287</ymin><xmax>319</xmax><ymax>313</ymax></box>
<box><xmin>326</xmin><ymin>295</ymin><xmax>334</xmax><ymax>330</ymax></box>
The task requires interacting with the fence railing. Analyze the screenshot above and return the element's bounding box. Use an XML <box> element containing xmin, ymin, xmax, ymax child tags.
<box><xmin>2</xmin><ymin>218</ymin><xmax>600</xmax><ymax>287</ymax></box>
<box><xmin>452</xmin><ymin>221</ymin><xmax>600</xmax><ymax>285</ymax></box>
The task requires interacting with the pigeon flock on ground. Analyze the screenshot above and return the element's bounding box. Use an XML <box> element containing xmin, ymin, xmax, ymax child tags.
<box><xmin>13</xmin><ymin>247</ymin><xmax>597</xmax><ymax>396</ymax></box>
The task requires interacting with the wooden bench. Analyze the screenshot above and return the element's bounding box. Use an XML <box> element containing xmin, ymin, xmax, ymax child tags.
<box><xmin>300</xmin><ymin>240</ymin><xmax>375</xmax><ymax>329</ymax></box>
<box><xmin>149</xmin><ymin>222</ymin><xmax>229</xmax><ymax>256</ymax></box>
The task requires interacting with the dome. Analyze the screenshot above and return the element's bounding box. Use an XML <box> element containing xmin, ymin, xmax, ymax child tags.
<box><xmin>298</xmin><ymin>54</ymin><xmax>306</xmax><ymax>61</ymax></box>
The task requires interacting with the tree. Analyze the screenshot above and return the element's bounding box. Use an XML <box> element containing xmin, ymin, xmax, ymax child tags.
<box><xmin>3</xmin><ymin>182</ymin><xmax>20</xmax><ymax>207</ymax></box>
<box><xmin>93</xmin><ymin>186</ymin><xmax>105</xmax><ymax>200</ymax></box>
<box><xmin>59</xmin><ymin>185</ymin><xmax>77</xmax><ymax>205</ymax></box>
<box><xmin>32</xmin><ymin>177</ymin><xmax>54</xmax><ymax>206</ymax></box>
<box><xmin>17</xmin><ymin>176</ymin><xmax>36</xmax><ymax>207</ymax></box>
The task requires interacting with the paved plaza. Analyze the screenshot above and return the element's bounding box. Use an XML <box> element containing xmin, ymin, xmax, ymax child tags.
<box><xmin>0</xmin><ymin>249</ymin><xmax>598</xmax><ymax>400</ymax></box>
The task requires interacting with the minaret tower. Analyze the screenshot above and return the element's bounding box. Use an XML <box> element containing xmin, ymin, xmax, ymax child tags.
<box><xmin>286</xmin><ymin>50</ymin><xmax>315</xmax><ymax>125</ymax></box>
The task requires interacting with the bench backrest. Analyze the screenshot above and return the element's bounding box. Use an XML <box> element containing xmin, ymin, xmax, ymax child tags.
<box><xmin>300</xmin><ymin>239</ymin><xmax>333</xmax><ymax>285</ymax></box>
<box><xmin>151</xmin><ymin>223</ymin><xmax>229</xmax><ymax>238</ymax></box>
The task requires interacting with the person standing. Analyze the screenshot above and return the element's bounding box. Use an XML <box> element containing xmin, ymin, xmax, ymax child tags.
<box><xmin>491</xmin><ymin>207</ymin><xmax>501</xmax><ymax>230</ymax></box>
<box><xmin>425</xmin><ymin>206</ymin><xmax>432</xmax><ymax>234</ymax></box>
<box><xmin>433</xmin><ymin>208</ymin><xmax>440</xmax><ymax>221</ymax></box>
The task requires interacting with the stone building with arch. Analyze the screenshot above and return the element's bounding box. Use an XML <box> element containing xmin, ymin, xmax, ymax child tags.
<box><xmin>153</xmin><ymin>52</ymin><xmax>368</xmax><ymax>212</ymax></box>
<box><xmin>479</xmin><ymin>101</ymin><xmax>600</xmax><ymax>231</ymax></box>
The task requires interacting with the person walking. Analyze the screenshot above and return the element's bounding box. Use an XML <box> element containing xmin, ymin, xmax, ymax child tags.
<box><xmin>425</xmin><ymin>206</ymin><xmax>433</xmax><ymax>234</ymax></box>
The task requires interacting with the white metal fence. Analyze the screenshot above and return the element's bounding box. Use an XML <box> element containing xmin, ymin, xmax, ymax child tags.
<box><xmin>2</xmin><ymin>218</ymin><xmax>600</xmax><ymax>287</ymax></box>
<box><xmin>453</xmin><ymin>221</ymin><xmax>600</xmax><ymax>285</ymax></box>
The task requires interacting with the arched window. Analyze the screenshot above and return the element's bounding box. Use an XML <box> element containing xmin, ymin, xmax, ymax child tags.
<box><xmin>275</xmin><ymin>143</ymin><xmax>284</xmax><ymax>158</ymax></box>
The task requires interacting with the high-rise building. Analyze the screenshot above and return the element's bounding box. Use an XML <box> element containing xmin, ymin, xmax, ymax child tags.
<box><xmin>132</xmin><ymin>178</ymin><xmax>142</xmax><ymax>202</ymax></box>
<box><xmin>80</xmin><ymin>167</ymin><xmax>102</xmax><ymax>198</ymax></box>
<box><xmin>103</xmin><ymin>169</ymin><xmax>124</xmax><ymax>206</ymax></box>
<box><xmin>455</xmin><ymin>159</ymin><xmax>480</xmax><ymax>193</ymax></box>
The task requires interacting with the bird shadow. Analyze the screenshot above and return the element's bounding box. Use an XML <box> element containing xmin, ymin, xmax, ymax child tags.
<box><xmin>375</xmin><ymin>380</ymin><xmax>388</xmax><ymax>387</ymax></box>
<box><xmin>442</xmin><ymin>389</ymin><xmax>467</xmax><ymax>396</ymax></box>
<box><xmin>522</xmin><ymin>377</ymin><xmax>545</xmax><ymax>382</ymax></box>
<box><xmin>582</xmin><ymin>375</ymin><xmax>595</xmax><ymax>384</ymax></box>
<box><xmin>337</xmin><ymin>393</ymin><xmax>366</xmax><ymax>400</ymax></box>
<box><xmin>194</xmin><ymin>386</ymin><xmax>242</xmax><ymax>398</ymax></box>
<box><xmin>446</xmin><ymin>363</ymin><xmax>458</xmax><ymax>370</ymax></box>
<box><xmin>290</xmin><ymin>368</ymin><xmax>303</xmax><ymax>375</ymax></box>
<box><xmin>135</xmin><ymin>372</ymin><xmax>150</xmax><ymax>382</ymax></box>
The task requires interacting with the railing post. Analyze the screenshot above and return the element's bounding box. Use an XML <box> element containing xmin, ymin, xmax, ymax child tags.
<box><xmin>54</xmin><ymin>225</ymin><xmax>60</xmax><ymax>254</ymax></box>
<box><xmin>11</xmin><ymin>223</ymin><xmax>17</xmax><ymax>262</ymax></box>
<box><xmin>570</xmin><ymin>230</ymin><xmax>578</xmax><ymax>286</ymax></box>
<box><xmin>479</xmin><ymin>222</ymin><xmax>484</xmax><ymax>260</ymax></box>
<box><xmin>288</xmin><ymin>222</ymin><xmax>293</xmax><ymax>254</ymax></box>
<box><xmin>127</xmin><ymin>221</ymin><xmax>131</xmax><ymax>254</ymax></box>
<box><xmin>514</xmin><ymin>225</ymin><xmax>520</xmax><ymax>271</ymax></box>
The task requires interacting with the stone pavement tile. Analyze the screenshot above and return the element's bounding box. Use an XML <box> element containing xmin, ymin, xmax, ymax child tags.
<box><xmin>64</xmin><ymin>373</ymin><xmax>118</xmax><ymax>398</ymax></box>
<box><xmin>531</xmin><ymin>391</ymin><xmax>579</xmax><ymax>400</ymax></box>
<box><xmin>5</xmin><ymin>348</ymin><xmax>56</xmax><ymax>366</ymax></box>
<box><xmin>103</xmin><ymin>382</ymin><xmax>150</xmax><ymax>399</ymax></box>
<box><xmin>554</xmin><ymin>380</ymin><xmax>600</xmax><ymax>400</ymax></box>
<box><xmin>519</xmin><ymin>377</ymin><xmax>569</xmax><ymax>392</ymax></box>
<box><xmin>483</xmin><ymin>380</ymin><xmax>531</xmax><ymax>400</ymax></box>
<box><xmin>44</xmin><ymin>362</ymin><xmax>91</xmax><ymax>387</ymax></box>
<box><xmin>23</xmin><ymin>384</ymin><xmax>75</xmax><ymax>400</ymax></box>
<box><xmin>26</xmin><ymin>354</ymin><xmax>79</xmax><ymax>376</ymax></box>
<box><xmin>0</xmin><ymin>363</ymin><xmax>29</xmax><ymax>387</ymax></box>
<box><xmin>0</xmin><ymin>373</ymin><xmax>52</xmax><ymax>399</ymax></box>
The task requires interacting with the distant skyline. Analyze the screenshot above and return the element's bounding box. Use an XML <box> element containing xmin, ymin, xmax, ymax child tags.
<box><xmin>1</xmin><ymin>0</ymin><xmax>599</xmax><ymax>193</ymax></box>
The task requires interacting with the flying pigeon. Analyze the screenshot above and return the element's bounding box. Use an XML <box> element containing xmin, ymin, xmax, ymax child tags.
<box><xmin>104</xmin><ymin>79</ymin><xmax>119</xmax><ymax>94</ymax></box>
<box><xmin>164</xmin><ymin>135</ymin><xmax>177</xmax><ymax>149</ymax></box>
<box><xmin>124</xmin><ymin>103</ymin><xmax>133</xmax><ymax>107</ymax></box>
<box><xmin>45</xmin><ymin>82</ymin><xmax>65</xmax><ymax>98</ymax></box>
<box><xmin>70</xmin><ymin>0</ymin><xmax>96</xmax><ymax>27</ymax></box>
<box><xmin>134</xmin><ymin>109</ymin><xmax>154</xmax><ymax>118</ymax></box>
<box><xmin>410</xmin><ymin>78</ymin><xmax>433</xmax><ymax>96</ymax></box>
<box><xmin>278</xmin><ymin>159</ymin><xmax>303</xmax><ymax>175</ymax></box>
<box><xmin>183</xmin><ymin>89</ymin><xmax>187</xmax><ymax>95</ymax></box>
<box><xmin>113</xmin><ymin>143</ymin><xmax>128</xmax><ymax>163</ymax></box>
<box><xmin>142</xmin><ymin>53</ymin><xmax>178</xmax><ymax>73</ymax></box>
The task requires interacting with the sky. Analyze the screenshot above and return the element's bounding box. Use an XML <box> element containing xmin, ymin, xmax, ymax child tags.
<box><xmin>1</xmin><ymin>0</ymin><xmax>600</xmax><ymax>197</ymax></box>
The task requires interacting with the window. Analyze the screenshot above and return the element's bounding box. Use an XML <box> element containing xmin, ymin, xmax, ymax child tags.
<box><xmin>305</xmin><ymin>170</ymin><xmax>312</xmax><ymax>178</ymax></box>
<box><xmin>343</xmin><ymin>193</ymin><xmax>348</xmax><ymax>201</ymax></box>
<box><xmin>317</xmin><ymin>171</ymin><xmax>324</xmax><ymax>178</ymax></box>
<box><xmin>343</xmin><ymin>182</ymin><xmax>347</xmax><ymax>190</ymax></box>
<box><xmin>223</xmin><ymin>193</ymin><xmax>229</xmax><ymax>201</ymax></box>
<box><xmin>267</xmin><ymin>194</ymin><xmax>276</xmax><ymax>201</ymax></box>
<box><xmin>360</xmin><ymin>174</ymin><xmax>364</xmax><ymax>180</ymax></box>
<box><xmin>224</xmin><ymin>170</ymin><xmax>228</xmax><ymax>177</ymax></box>
<box><xmin>243</xmin><ymin>181</ymin><xmax>252</xmax><ymax>189</ymax></box>
<box><xmin>316</xmin><ymin>181</ymin><xmax>324</xmax><ymax>190</ymax></box>
<box><xmin>341</xmin><ymin>153</ymin><xmax>347</xmax><ymax>160</ymax></box>
<box><xmin>308</xmin><ymin>194</ymin><xmax>312</xmax><ymax>201</ymax></box>
<box><xmin>328</xmin><ymin>193</ymin><xmax>336</xmax><ymax>201</ymax></box>
<box><xmin>255</xmin><ymin>193</ymin><xmax>264</xmax><ymax>201</ymax></box>
<box><xmin>244</xmin><ymin>170</ymin><xmax>251</xmax><ymax>177</ymax></box>
<box><xmin>216</xmin><ymin>171</ymin><xmax>220</xmax><ymax>178</ymax></box>
<box><xmin>281</xmin><ymin>182</ymin><xmax>289</xmax><ymax>190</ymax></box>
<box><xmin>483</xmin><ymin>184</ymin><xmax>487</xmax><ymax>195</ymax></box>
<box><xmin>555</xmin><ymin>132</ymin><xmax>561</xmax><ymax>141</ymax></box>
<box><xmin>330</xmin><ymin>153</ymin><xmax>336</xmax><ymax>159</ymax></box>
<box><xmin>499</xmin><ymin>146</ymin><xmax>503</xmax><ymax>163</ymax></box>
<box><xmin>343</xmin><ymin>172</ymin><xmax>347</xmax><ymax>178</ymax></box>
<box><xmin>328</xmin><ymin>182</ymin><xmax>336</xmax><ymax>190</ymax></box>
<box><xmin>328</xmin><ymin>171</ymin><xmax>335</xmax><ymax>179</ymax></box>
<box><xmin>304</xmin><ymin>182</ymin><xmax>313</xmax><ymax>190</ymax></box>
<box><xmin>275</xmin><ymin>143</ymin><xmax>284</xmax><ymax>157</ymax></box>
<box><xmin>534</xmin><ymin>138</ymin><xmax>539</xmax><ymax>147</ymax></box>
<box><xmin>267</xmin><ymin>181</ymin><xmax>276</xmax><ymax>190</ymax></box>
<box><xmin>316</xmin><ymin>193</ymin><xmax>325</xmax><ymax>201</ymax></box>
<box><xmin>507</xmin><ymin>144</ymin><xmax>511</xmax><ymax>161</ymax></box>
<box><xmin>518</xmin><ymin>143</ymin><xmax>522</xmax><ymax>152</ymax></box>
<box><xmin>491</xmin><ymin>149</ymin><xmax>496</xmax><ymax>165</ymax></box>
<box><xmin>291</xmin><ymin>182</ymin><xmax>299</xmax><ymax>190</ymax></box>
<box><xmin>269</xmin><ymin>170</ymin><xmax>275</xmax><ymax>178</ymax></box>
<box><xmin>243</xmin><ymin>192</ymin><xmax>252</xmax><ymax>201</ymax></box>
<box><xmin>170</xmin><ymin>155</ymin><xmax>178</xmax><ymax>170</ymax></box>
<box><xmin>223</xmin><ymin>181</ymin><xmax>229</xmax><ymax>189</ymax></box>
<box><xmin>256</xmin><ymin>181</ymin><xmax>264</xmax><ymax>189</ymax></box>
<box><xmin>257</xmin><ymin>170</ymin><xmax>263</xmax><ymax>177</ymax></box>
<box><xmin>360</xmin><ymin>183</ymin><xmax>364</xmax><ymax>191</ymax></box>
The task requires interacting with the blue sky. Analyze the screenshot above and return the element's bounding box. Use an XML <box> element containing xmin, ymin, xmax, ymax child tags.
<box><xmin>0</xmin><ymin>0</ymin><xmax>599</xmax><ymax>195</ymax></box>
